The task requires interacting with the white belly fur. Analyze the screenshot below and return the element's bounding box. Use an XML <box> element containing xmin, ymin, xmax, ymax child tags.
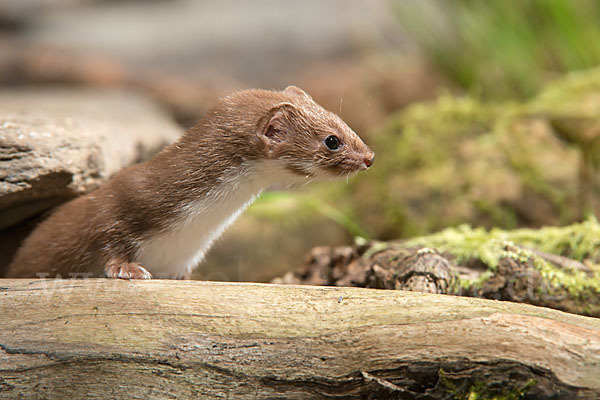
<box><xmin>134</xmin><ymin>161</ymin><xmax>301</xmax><ymax>278</ymax></box>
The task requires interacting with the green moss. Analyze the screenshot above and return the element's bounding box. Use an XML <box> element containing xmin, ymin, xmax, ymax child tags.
<box><xmin>400</xmin><ymin>217</ymin><xmax>600</xmax><ymax>297</ymax></box>
<box><xmin>440</xmin><ymin>369</ymin><xmax>537</xmax><ymax>400</ymax></box>
<box><xmin>343</xmin><ymin>84</ymin><xmax>590</xmax><ymax>240</ymax></box>
<box><xmin>350</xmin><ymin>95</ymin><xmax>503</xmax><ymax>238</ymax></box>
<box><xmin>530</xmin><ymin>66</ymin><xmax>600</xmax><ymax>117</ymax></box>
<box><xmin>360</xmin><ymin>240</ymin><xmax>389</xmax><ymax>259</ymax></box>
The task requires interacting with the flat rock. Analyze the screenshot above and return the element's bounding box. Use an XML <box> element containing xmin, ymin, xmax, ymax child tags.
<box><xmin>0</xmin><ymin>87</ymin><xmax>182</xmax><ymax>229</ymax></box>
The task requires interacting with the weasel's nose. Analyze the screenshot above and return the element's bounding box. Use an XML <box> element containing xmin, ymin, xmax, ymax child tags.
<box><xmin>364</xmin><ymin>153</ymin><xmax>375</xmax><ymax>168</ymax></box>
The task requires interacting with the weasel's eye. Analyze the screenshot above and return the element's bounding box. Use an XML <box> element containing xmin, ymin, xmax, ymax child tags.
<box><xmin>324</xmin><ymin>135</ymin><xmax>341</xmax><ymax>150</ymax></box>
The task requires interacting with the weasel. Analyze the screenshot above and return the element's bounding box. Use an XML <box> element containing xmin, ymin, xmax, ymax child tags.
<box><xmin>7</xmin><ymin>86</ymin><xmax>374</xmax><ymax>279</ymax></box>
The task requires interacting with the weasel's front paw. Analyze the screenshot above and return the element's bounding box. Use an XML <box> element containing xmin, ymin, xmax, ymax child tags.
<box><xmin>105</xmin><ymin>261</ymin><xmax>152</xmax><ymax>280</ymax></box>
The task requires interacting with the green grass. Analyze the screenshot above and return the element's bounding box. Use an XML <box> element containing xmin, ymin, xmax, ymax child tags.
<box><xmin>392</xmin><ymin>0</ymin><xmax>600</xmax><ymax>100</ymax></box>
<box><xmin>250</xmin><ymin>191</ymin><xmax>370</xmax><ymax>239</ymax></box>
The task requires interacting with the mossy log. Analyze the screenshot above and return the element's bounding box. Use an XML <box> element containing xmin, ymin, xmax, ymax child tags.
<box><xmin>1</xmin><ymin>279</ymin><xmax>599</xmax><ymax>399</ymax></box>
<box><xmin>278</xmin><ymin>219</ymin><xmax>600</xmax><ymax>317</ymax></box>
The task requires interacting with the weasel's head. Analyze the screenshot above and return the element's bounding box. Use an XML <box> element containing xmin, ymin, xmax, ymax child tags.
<box><xmin>256</xmin><ymin>86</ymin><xmax>374</xmax><ymax>179</ymax></box>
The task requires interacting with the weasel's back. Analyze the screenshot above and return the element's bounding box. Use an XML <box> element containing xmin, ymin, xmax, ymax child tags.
<box><xmin>7</xmin><ymin>195</ymin><xmax>105</xmax><ymax>278</ymax></box>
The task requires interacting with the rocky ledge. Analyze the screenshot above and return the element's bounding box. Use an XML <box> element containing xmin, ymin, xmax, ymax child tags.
<box><xmin>0</xmin><ymin>87</ymin><xmax>182</xmax><ymax>272</ymax></box>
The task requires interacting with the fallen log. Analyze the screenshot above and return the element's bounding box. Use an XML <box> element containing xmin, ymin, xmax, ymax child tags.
<box><xmin>0</xmin><ymin>279</ymin><xmax>599</xmax><ymax>399</ymax></box>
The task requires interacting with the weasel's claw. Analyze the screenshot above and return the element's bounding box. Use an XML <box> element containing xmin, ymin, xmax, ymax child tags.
<box><xmin>106</xmin><ymin>262</ymin><xmax>152</xmax><ymax>280</ymax></box>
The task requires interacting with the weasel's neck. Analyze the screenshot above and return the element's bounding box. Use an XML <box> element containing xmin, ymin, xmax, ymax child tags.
<box><xmin>146</xmin><ymin>120</ymin><xmax>264</xmax><ymax>202</ymax></box>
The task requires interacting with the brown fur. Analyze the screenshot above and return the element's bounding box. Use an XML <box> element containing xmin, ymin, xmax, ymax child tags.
<box><xmin>7</xmin><ymin>86</ymin><xmax>374</xmax><ymax>279</ymax></box>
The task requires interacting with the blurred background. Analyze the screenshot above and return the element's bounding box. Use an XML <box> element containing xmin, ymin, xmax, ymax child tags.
<box><xmin>1</xmin><ymin>0</ymin><xmax>599</xmax><ymax>281</ymax></box>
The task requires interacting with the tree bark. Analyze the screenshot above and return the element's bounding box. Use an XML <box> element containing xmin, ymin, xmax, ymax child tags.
<box><xmin>0</xmin><ymin>279</ymin><xmax>599</xmax><ymax>399</ymax></box>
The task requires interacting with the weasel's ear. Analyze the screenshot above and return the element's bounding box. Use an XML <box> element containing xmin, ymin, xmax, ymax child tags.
<box><xmin>284</xmin><ymin>85</ymin><xmax>312</xmax><ymax>100</ymax></box>
<box><xmin>258</xmin><ymin>102</ymin><xmax>296</xmax><ymax>147</ymax></box>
